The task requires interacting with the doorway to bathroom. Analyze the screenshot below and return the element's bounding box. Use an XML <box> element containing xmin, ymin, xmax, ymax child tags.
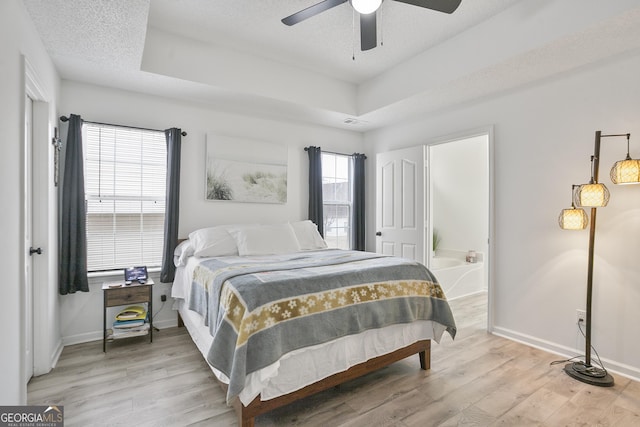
<box><xmin>375</xmin><ymin>129</ymin><xmax>492</xmax><ymax>329</ymax></box>
<box><xmin>427</xmin><ymin>131</ymin><xmax>490</xmax><ymax>327</ymax></box>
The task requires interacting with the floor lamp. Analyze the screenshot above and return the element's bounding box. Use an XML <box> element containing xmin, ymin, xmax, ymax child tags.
<box><xmin>558</xmin><ymin>130</ymin><xmax>640</xmax><ymax>387</ymax></box>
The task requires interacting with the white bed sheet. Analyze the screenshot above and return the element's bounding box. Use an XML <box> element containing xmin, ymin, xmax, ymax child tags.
<box><xmin>172</xmin><ymin>257</ymin><xmax>448</xmax><ymax>406</ymax></box>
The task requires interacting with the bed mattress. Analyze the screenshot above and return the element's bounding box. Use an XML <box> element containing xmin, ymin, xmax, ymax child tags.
<box><xmin>172</xmin><ymin>250</ymin><xmax>455</xmax><ymax>405</ymax></box>
<box><xmin>176</xmin><ymin>297</ymin><xmax>445</xmax><ymax>405</ymax></box>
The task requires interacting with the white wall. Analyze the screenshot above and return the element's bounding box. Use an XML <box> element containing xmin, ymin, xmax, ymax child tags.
<box><xmin>365</xmin><ymin>52</ymin><xmax>640</xmax><ymax>380</ymax></box>
<box><xmin>0</xmin><ymin>0</ymin><xmax>61</xmax><ymax>405</ymax></box>
<box><xmin>430</xmin><ymin>135</ymin><xmax>488</xmax><ymax>256</ymax></box>
<box><xmin>58</xmin><ymin>80</ymin><xmax>364</xmax><ymax>343</ymax></box>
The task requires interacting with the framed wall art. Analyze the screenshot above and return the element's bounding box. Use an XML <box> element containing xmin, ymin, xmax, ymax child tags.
<box><xmin>205</xmin><ymin>134</ymin><xmax>288</xmax><ymax>204</ymax></box>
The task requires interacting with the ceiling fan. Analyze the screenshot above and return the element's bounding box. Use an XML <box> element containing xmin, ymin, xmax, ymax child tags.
<box><xmin>281</xmin><ymin>0</ymin><xmax>462</xmax><ymax>51</ymax></box>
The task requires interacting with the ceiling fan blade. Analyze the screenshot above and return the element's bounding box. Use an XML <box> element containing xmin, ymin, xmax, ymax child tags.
<box><xmin>282</xmin><ymin>0</ymin><xmax>348</xmax><ymax>26</ymax></box>
<box><xmin>393</xmin><ymin>0</ymin><xmax>462</xmax><ymax>14</ymax></box>
<box><xmin>360</xmin><ymin>12</ymin><xmax>377</xmax><ymax>51</ymax></box>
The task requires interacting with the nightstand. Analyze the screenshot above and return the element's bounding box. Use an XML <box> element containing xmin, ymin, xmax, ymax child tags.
<box><xmin>102</xmin><ymin>278</ymin><xmax>154</xmax><ymax>352</ymax></box>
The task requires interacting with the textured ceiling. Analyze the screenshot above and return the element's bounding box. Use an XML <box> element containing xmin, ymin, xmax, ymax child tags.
<box><xmin>23</xmin><ymin>0</ymin><xmax>150</xmax><ymax>70</ymax></box>
<box><xmin>20</xmin><ymin>0</ymin><xmax>640</xmax><ymax>131</ymax></box>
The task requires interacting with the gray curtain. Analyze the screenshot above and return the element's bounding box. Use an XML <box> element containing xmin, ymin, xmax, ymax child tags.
<box><xmin>160</xmin><ymin>128</ymin><xmax>182</xmax><ymax>283</ymax></box>
<box><xmin>59</xmin><ymin>114</ymin><xmax>89</xmax><ymax>294</ymax></box>
<box><xmin>352</xmin><ymin>153</ymin><xmax>366</xmax><ymax>251</ymax></box>
<box><xmin>306</xmin><ymin>146</ymin><xmax>324</xmax><ymax>237</ymax></box>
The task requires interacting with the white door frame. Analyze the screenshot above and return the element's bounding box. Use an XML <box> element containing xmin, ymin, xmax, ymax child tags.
<box><xmin>425</xmin><ymin>126</ymin><xmax>495</xmax><ymax>332</ymax></box>
<box><xmin>23</xmin><ymin>56</ymin><xmax>51</xmax><ymax>382</ymax></box>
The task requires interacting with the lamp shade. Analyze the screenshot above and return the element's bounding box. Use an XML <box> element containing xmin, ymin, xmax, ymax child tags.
<box><xmin>610</xmin><ymin>158</ymin><xmax>640</xmax><ymax>185</ymax></box>
<box><xmin>558</xmin><ymin>207</ymin><xmax>589</xmax><ymax>230</ymax></box>
<box><xmin>573</xmin><ymin>183</ymin><xmax>610</xmax><ymax>207</ymax></box>
<box><xmin>351</xmin><ymin>0</ymin><xmax>382</xmax><ymax>14</ymax></box>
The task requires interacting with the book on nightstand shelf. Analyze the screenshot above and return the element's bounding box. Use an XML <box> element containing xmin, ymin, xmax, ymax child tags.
<box><xmin>107</xmin><ymin>305</ymin><xmax>150</xmax><ymax>340</ymax></box>
<box><xmin>113</xmin><ymin>319</ymin><xmax>145</xmax><ymax>329</ymax></box>
<box><xmin>107</xmin><ymin>323</ymin><xmax>150</xmax><ymax>340</ymax></box>
<box><xmin>115</xmin><ymin>305</ymin><xmax>147</xmax><ymax>321</ymax></box>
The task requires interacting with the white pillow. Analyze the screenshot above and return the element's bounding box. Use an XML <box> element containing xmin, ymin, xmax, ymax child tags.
<box><xmin>188</xmin><ymin>226</ymin><xmax>240</xmax><ymax>257</ymax></box>
<box><xmin>173</xmin><ymin>240</ymin><xmax>195</xmax><ymax>267</ymax></box>
<box><xmin>290</xmin><ymin>220</ymin><xmax>327</xmax><ymax>250</ymax></box>
<box><xmin>229</xmin><ymin>223</ymin><xmax>301</xmax><ymax>256</ymax></box>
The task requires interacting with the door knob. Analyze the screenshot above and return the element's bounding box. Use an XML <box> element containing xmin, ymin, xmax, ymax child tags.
<box><xmin>375</xmin><ymin>231</ymin><xmax>382</xmax><ymax>236</ymax></box>
<box><xmin>29</xmin><ymin>247</ymin><xmax>42</xmax><ymax>255</ymax></box>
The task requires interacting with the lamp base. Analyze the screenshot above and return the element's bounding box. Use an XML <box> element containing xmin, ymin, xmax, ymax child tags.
<box><xmin>564</xmin><ymin>361</ymin><xmax>614</xmax><ymax>387</ymax></box>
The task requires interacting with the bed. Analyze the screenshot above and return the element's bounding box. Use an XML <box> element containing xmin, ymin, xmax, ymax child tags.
<box><xmin>171</xmin><ymin>221</ymin><xmax>457</xmax><ymax>426</ymax></box>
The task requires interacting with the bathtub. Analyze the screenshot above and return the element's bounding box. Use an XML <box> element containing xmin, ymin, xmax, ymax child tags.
<box><xmin>430</xmin><ymin>255</ymin><xmax>485</xmax><ymax>300</ymax></box>
<box><xmin>431</xmin><ymin>257</ymin><xmax>466</xmax><ymax>269</ymax></box>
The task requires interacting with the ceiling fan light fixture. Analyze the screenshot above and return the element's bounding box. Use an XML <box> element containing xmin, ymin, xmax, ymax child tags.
<box><xmin>350</xmin><ymin>0</ymin><xmax>382</xmax><ymax>14</ymax></box>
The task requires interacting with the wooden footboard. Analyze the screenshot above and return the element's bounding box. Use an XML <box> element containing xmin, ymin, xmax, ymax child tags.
<box><xmin>226</xmin><ymin>339</ymin><xmax>431</xmax><ymax>427</ymax></box>
<box><xmin>178</xmin><ymin>310</ymin><xmax>432</xmax><ymax>426</ymax></box>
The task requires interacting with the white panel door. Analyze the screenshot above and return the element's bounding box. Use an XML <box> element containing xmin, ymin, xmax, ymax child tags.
<box><xmin>376</xmin><ymin>146</ymin><xmax>425</xmax><ymax>263</ymax></box>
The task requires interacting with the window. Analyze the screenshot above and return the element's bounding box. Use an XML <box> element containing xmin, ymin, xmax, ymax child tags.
<box><xmin>322</xmin><ymin>152</ymin><xmax>352</xmax><ymax>249</ymax></box>
<box><xmin>83</xmin><ymin>124</ymin><xmax>166</xmax><ymax>272</ymax></box>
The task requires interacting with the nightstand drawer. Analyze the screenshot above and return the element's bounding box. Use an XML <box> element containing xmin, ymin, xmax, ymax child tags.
<box><xmin>105</xmin><ymin>286</ymin><xmax>150</xmax><ymax>306</ymax></box>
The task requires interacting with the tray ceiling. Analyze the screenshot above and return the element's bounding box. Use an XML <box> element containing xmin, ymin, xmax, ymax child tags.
<box><xmin>22</xmin><ymin>0</ymin><xmax>640</xmax><ymax>131</ymax></box>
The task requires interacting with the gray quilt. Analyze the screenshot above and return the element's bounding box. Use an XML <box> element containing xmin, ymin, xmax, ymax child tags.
<box><xmin>188</xmin><ymin>249</ymin><xmax>457</xmax><ymax>402</ymax></box>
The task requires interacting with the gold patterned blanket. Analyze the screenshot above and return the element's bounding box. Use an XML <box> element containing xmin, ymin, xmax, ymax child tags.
<box><xmin>187</xmin><ymin>249</ymin><xmax>456</xmax><ymax>403</ymax></box>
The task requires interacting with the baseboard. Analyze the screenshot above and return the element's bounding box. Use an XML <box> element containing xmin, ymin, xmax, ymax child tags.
<box><xmin>153</xmin><ymin>318</ymin><xmax>178</xmax><ymax>330</ymax></box>
<box><xmin>62</xmin><ymin>318</ymin><xmax>180</xmax><ymax>347</ymax></box>
<box><xmin>493</xmin><ymin>326</ymin><xmax>640</xmax><ymax>383</ymax></box>
<box><xmin>50</xmin><ymin>339</ymin><xmax>64</xmax><ymax>370</ymax></box>
<box><xmin>62</xmin><ymin>331</ymin><xmax>103</xmax><ymax>347</ymax></box>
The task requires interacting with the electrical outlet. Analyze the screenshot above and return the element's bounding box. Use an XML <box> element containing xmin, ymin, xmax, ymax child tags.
<box><xmin>576</xmin><ymin>309</ymin><xmax>587</xmax><ymax>325</ymax></box>
<box><xmin>161</xmin><ymin>294</ymin><xmax>167</xmax><ymax>302</ymax></box>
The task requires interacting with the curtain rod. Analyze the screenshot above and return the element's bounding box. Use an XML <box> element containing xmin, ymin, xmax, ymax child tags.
<box><xmin>304</xmin><ymin>146</ymin><xmax>367</xmax><ymax>159</ymax></box>
<box><xmin>59</xmin><ymin>116</ymin><xmax>187</xmax><ymax>137</ymax></box>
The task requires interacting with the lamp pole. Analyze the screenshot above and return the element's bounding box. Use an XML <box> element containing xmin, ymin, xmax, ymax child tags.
<box><xmin>584</xmin><ymin>131</ymin><xmax>600</xmax><ymax>369</ymax></box>
<box><xmin>564</xmin><ymin>130</ymin><xmax>628</xmax><ymax>387</ymax></box>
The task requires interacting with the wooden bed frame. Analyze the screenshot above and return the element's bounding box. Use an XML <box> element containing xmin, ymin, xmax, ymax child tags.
<box><xmin>174</xmin><ymin>239</ymin><xmax>432</xmax><ymax>425</ymax></box>
<box><xmin>180</xmin><ymin>309</ymin><xmax>430</xmax><ymax>427</ymax></box>
<box><xmin>226</xmin><ymin>340</ymin><xmax>431</xmax><ymax>427</ymax></box>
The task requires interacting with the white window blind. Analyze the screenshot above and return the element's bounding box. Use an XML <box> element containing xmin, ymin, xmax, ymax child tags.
<box><xmin>322</xmin><ymin>152</ymin><xmax>352</xmax><ymax>250</ymax></box>
<box><xmin>83</xmin><ymin>123</ymin><xmax>166</xmax><ymax>272</ymax></box>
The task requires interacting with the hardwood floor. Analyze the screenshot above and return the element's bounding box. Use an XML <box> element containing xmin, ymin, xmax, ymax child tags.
<box><xmin>28</xmin><ymin>293</ymin><xmax>640</xmax><ymax>426</ymax></box>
